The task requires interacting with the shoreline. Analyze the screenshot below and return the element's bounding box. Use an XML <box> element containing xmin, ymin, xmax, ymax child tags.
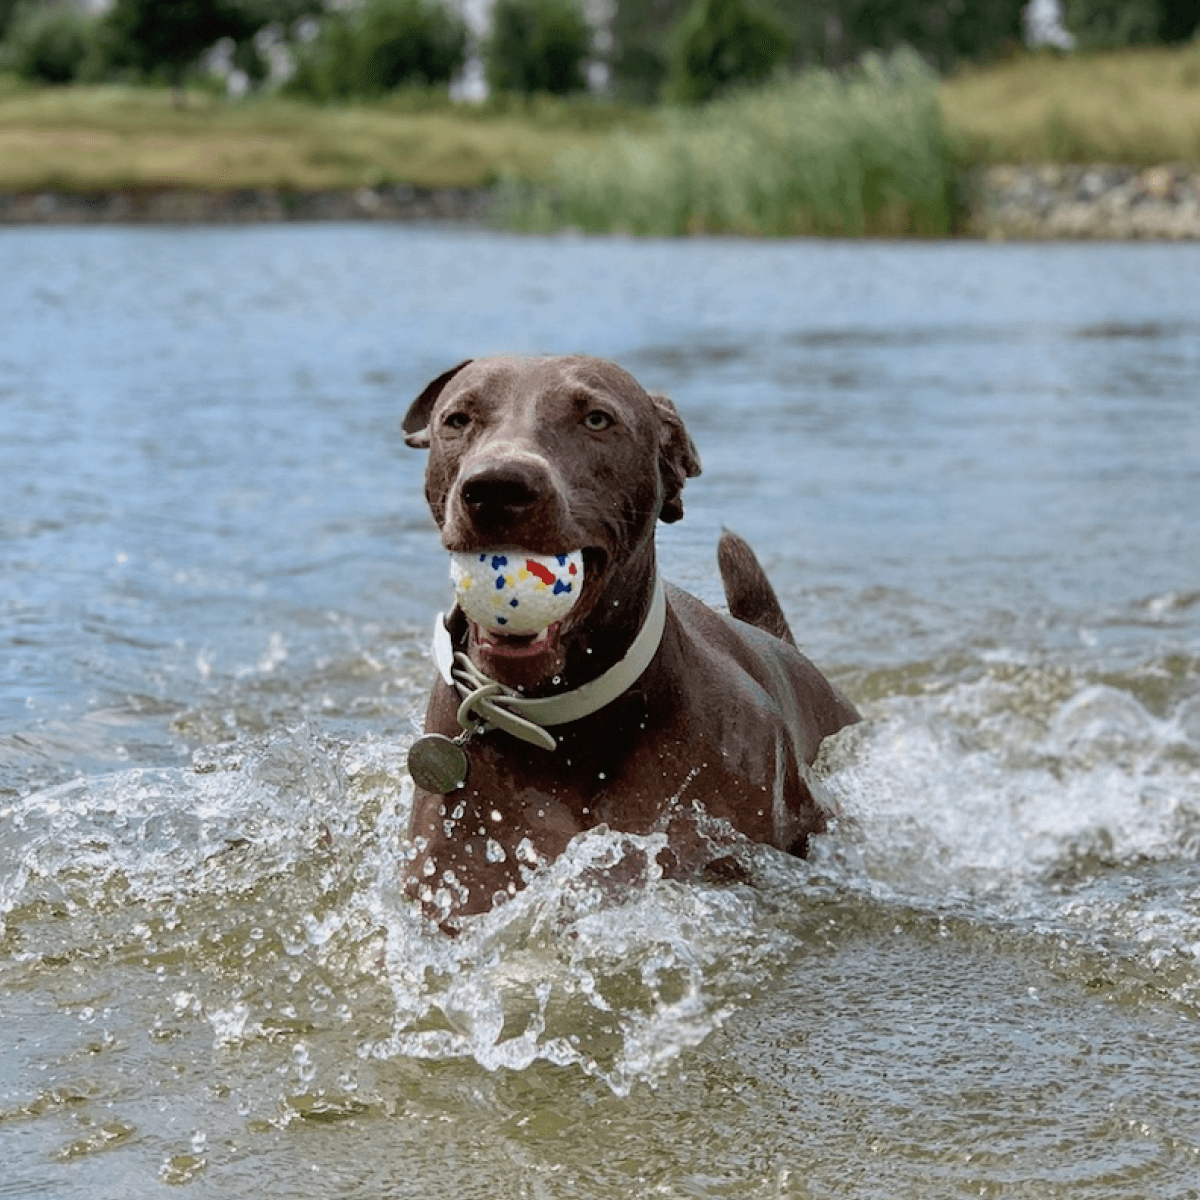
<box><xmin>3</xmin><ymin>165</ymin><xmax>1199</xmax><ymax>238</ymax></box>
<box><xmin>0</xmin><ymin>183</ymin><xmax>493</xmax><ymax>225</ymax></box>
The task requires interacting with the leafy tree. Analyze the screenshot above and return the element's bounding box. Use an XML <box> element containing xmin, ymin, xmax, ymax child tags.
<box><xmin>667</xmin><ymin>0</ymin><xmax>791</xmax><ymax>104</ymax></box>
<box><xmin>838</xmin><ymin>0</ymin><xmax>1025</xmax><ymax>68</ymax></box>
<box><xmin>1062</xmin><ymin>0</ymin><xmax>1200</xmax><ymax>48</ymax></box>
<box><xmin>230</xmin><ymin>0</ymin><xmax>324</xmax><ymax>29</ymax></box>
<box><xmin>285</xmin><ymin>10</ymin><xmax>357</xmax><ymax>99</ymax></box>
<box><xmin>2</xmin><ymin>2</ymin><xmax>98</xmax><ymax>83</ymax></box>
<box><xmin>106</xmin><ymin>0</ymin><xmax>254</xmax><ymax>85</ymax></box>
<box><xmin>1062</xmin><ymin>0</ymin><xmax>1162</xmax><ymax>48</ymax></box>
<box><xmin>754</xmin><ymin>0</ymin><xmax>1024</xmax><ymax>72</ymax></box>
<box><xmin>286</xmin><ymin>0</ymin><xmax>466</xmax><ymax>100</ymax></box>
<box><xmin>1158</xmin><ymin>0</ymin><xmax>1200</xmax><ymax>43</ymax></box>
<box><xmin>486</xmin><ymin>0</ymin><xmax>591</xmax><ymax>95</ymax></box>
<box><xmin>610</xmin><ymin>0</ymin><xmax>688</xmax><ymax>102</ymax></box>
<box><xmin>358</xmin><ymin>0</ymin><xmax>467</xmax><ymax>93</ymax></box>
<box><xmin>0</xmin><ymin>0</ymin><xmax>20</xmax><ymax>41</ymax></box>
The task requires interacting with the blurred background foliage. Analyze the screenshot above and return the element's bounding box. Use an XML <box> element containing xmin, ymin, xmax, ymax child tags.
<box><xmin>665</xmin><ymin>0</ymin><xmax>792</xmax><ymax>105</ymax></box>
<box><xmin>485</xmin><ymin>0</ymin><xmax>590</xmax><ymax>96</ymax></box>
<box><xmin>0</xmin><ymin>0</ymin><xmax>1196</xmax><ymax>99</ymax></box>
<box><xmin>0</xmin><ymin>0</ymin><xmax>1197</xmax><ymax>236</ymax></box>
<box><xmin>285</xmin><ymin>0</ymin><xmax>467</xmax><ymax>100</ymax></box>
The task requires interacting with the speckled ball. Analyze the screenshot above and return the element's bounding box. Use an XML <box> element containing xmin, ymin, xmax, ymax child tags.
<box><xmin>450</xmin><ymin>549</ymin><xmax>583</xmax><ymax>636</ymax></box>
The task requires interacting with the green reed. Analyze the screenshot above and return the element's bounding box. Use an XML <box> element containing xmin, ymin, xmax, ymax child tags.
<box><xmin>500</xmin><ymin>50</ymin><xmax>956</xmax><ymax>237</ymax></box>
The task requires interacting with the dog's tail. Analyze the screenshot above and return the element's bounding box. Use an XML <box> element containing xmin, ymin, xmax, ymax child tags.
<box><xmin>717</xmin><ymin>530</ymin><xmax>796</xmax><ymax>646</ymax></box>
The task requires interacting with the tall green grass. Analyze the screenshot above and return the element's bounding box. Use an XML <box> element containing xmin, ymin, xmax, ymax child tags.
<box><xmin>501</xmin><ymin>50</ymin><xmax>955</xmax><ymax>237</ymax></box>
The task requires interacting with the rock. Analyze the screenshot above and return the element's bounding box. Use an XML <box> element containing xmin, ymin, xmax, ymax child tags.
<box><xmin>971</xmin><ymin>164</ymin><xmax>1200</xmax><ymax>240</ymax></box>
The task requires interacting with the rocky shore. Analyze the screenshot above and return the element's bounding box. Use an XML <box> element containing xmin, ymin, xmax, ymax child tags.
<box><xmin>969</xmin><ymin>163</ymin><xmax>1200</xmax><ymax>240</ymax></box>
<box><xmin>0</xmin><ymin>183</ymin><xmax>492</xmax><ymax>225</ymax></box>
<box><xmin>3</xmin><ymin>165</ymin><xmax>1199</xmax><ymax>238</ymax></box>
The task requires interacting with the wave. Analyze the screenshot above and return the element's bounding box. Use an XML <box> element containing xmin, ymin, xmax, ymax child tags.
<box><xmin>3</xmin><ymin>658</ymin><xmax>1199</xmax><ymax>1096</ymax></box>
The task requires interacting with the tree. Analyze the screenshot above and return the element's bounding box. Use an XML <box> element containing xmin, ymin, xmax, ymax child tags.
<box><xmin>486</xmin><ymin>0</ymin><xmax>591</xmax><ymax>95</ymax></box>
<box><xmin>106</xmin><ymin>0</ymin><xmax>254</xmax><ymax>85</ymax></box>
<box><xmin>2</xmin><ymin>2</ymin><xmax>98</xmax><ymax>83</ymax></box>
<box><xmin>610</xmin><ymin>0</ymin><xmax>688</xmax><ymax>102</ymax></box>
<box><xmin>357</xmin><ymin>0</ymin><xmax>468</xmax><ymax>93</ymax></box>
<box><xmin>667</xmin><ymin>0</ymin><xmax>791</xmax><ymax>104</ymax></box>
<box><xmin>1062</xmin><ymin>0</ymin><xmax>1162</xmax><ymax>48</ymax></box>
<box><xmin>0</xmin><ymin>0</ymin><xmax>21</xmax><ymax>41</ymax></box>
<box><xmin>1158</xmin><ymin>0</ymin><xmax>1200</xmax><ymax>43</ymax></box>
<box><xmin>285</xmin><ymin>0</ymin><xmax>467</xmax><ymax>101</ymax></box>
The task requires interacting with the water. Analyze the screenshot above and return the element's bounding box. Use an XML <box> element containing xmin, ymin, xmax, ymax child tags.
<box><xmin>2</xmin><ymin>226</ymin><xmax>1199</xmax><ymax>1198</ymax></box>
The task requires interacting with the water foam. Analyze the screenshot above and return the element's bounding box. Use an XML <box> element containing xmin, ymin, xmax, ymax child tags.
<box><xmin>5</xmin><ymin>659</ymin><xmax>1199</xmax><ymax>1096</ymax></box>
<box><xmin>360</xmin><ymin>823</ymin><xmax>792</xmax><ymax>1094</ymax></box>
<box><xmin>816</xmin><ymin>662</ymin><xmax>1200</xmax><ymax>1008</ymax></box>
<box><xmin>825</xmin><ymin>668</ymin><xmax>1195</xmax><ymax>877</ymax></box>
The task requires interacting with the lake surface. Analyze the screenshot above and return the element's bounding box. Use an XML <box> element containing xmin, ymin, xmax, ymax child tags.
<box><xmin>2</xmin><ymin>225</ymin><xmax>1199</xmax><ymax>1198</ymax></box>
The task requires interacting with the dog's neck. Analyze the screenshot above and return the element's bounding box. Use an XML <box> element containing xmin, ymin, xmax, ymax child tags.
<box><xmin>433</xmin><ymin>574</ymin><xmax>667</xmax><ymax>751</ymax></box>
<box><xmin>562</xmin><ymin>549</ymin><xmax>659</xmax><ymax>685</ymax></box>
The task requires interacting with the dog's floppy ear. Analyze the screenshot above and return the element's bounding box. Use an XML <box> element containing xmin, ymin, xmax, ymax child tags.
<box><xmin>402</xmin><ymin>360</ymin><xmax>473</xmax><ymax>449</ymax></box>
<box><xmin>652</xmin><ymin>393</ymin><xmax>702</xmax><ymax>524</ymax></box>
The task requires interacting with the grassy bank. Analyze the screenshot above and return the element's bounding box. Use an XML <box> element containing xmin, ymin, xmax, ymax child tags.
<box><xmin>942</xmin><ymin>45</ymin><xmax>1200</xmax><ymax>166</ymax></box>
<box><xmin>1</xmin><ymin>44</ymin><xmax>1198</xmax><ymax>231</ymax></box>
<box><xmin>0</xmin><ymin>79</ymin><xmax>645</xmax><ymax>192</ymax></box>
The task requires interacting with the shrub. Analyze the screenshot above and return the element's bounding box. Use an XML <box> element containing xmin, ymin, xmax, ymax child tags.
<box><xmin>286</xmin><ymin>11</ymin><xmax>357</xmax><ymax>100</ymax></box>
<box><xmin>0</xmin><ymin>0</ymin><xmax>19</xmax><ymax>41</ymax></box>
<box><xmin>816</xmin><ymin>0</ymin><xmax>1025</xmax><ymax>70</ymax></box>
<box><xmin>1158</xmin><ymin>0</ymin><xmax>1200</xmax><ymax>43</ymax></box>
<box><xmin>358</xmin><ymin>0</ymin><xmax>467</xmax><ymax>93</ymax></box>
<box><xmin>1071</xmin><ymin>0</ymin><xmax>1200</xmax><ymax>49</ymax></box>
<box><xmin>286</xmin><ymin>0</ymin><xmax>466</xmax><ymax>101</ymax></box>
<box><xmin>1062</xmin><ymin>0</ymin><xmax>1162</xmax><ymax>49</ymax></box>
<box><xmin>610</xmin><ymin>0</ymin><xmax>687</xmax><ymax>102</ymax></box>
<box><xmin>608</xmin><ymin>0</ymin><xmax>1026</xmax><ymax>94</ymax></box>
<box><xmin>2</xmin><ymin>2</ymin><xmax>100</xmax><ymax>84</ymax></box>
<box><xmin>504</xmin><ymin>50</ymin><xmax>953</xmax><ymax>237</ymax></box>
<box><xmin>106</xmin><ymin>0</ymin><xmax>254</xmax><ymax>85</ymax></box>
<box><xmin>485</xmin><ymin>0</ymin><xmax>591</xmax><ymax>96</ymax></box>
<box><xmin>666</xmin><ymin>0</ymin><xmax>790</xmax><ymax>104</ymax></box>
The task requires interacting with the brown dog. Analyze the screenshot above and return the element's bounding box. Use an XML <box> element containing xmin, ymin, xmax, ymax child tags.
<box><xmin>402</xmin><ymin>355</ymin><xmax>858</xmax><ymax>922</ymax></box>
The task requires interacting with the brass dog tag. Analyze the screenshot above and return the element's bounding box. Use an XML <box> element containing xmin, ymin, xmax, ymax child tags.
<box><xmin>407</xmin><ymin>733</ymin><xmax>469</xmax><ymax>794</ymax></box>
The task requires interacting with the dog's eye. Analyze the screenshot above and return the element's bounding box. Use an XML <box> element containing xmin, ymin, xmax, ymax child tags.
<box><xmin>443</xmin><ymin>411</ymin><xmax>471</xmax><ymax>431</ymax></box>
<box><xmin>583</xmin><ymin>410</ymin><xmax>614</xmax><ymax>432</ymax></box>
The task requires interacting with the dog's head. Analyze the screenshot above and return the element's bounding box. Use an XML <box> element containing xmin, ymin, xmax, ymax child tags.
<box><xmin>403</xmin><ymin>355</ymin><xmax>700</xmax><ymax>686</ymax></box>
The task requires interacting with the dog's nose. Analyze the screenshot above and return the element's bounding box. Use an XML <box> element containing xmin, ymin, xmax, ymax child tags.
<box><xmin>460</xmin><ymin>462</ymin><xmax>545</xmax><ymax>526</ymax></box>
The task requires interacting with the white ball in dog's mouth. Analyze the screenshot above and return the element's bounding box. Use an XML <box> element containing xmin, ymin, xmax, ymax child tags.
<box><xmin>450</xmin><ymin>549</ymin><xmax>583</xmax><ymax>637</ymax></box>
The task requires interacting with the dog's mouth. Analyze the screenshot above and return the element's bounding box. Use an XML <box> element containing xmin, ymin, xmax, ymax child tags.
<box><xmin>470</xmin><ymin>619</ymin><xmax>562</xmax><ymax>659</ymax></box>
<box><xmin>462</xmin><ymin>547</ymin><xmax>608</xmax><ymax>678</ymax></box>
